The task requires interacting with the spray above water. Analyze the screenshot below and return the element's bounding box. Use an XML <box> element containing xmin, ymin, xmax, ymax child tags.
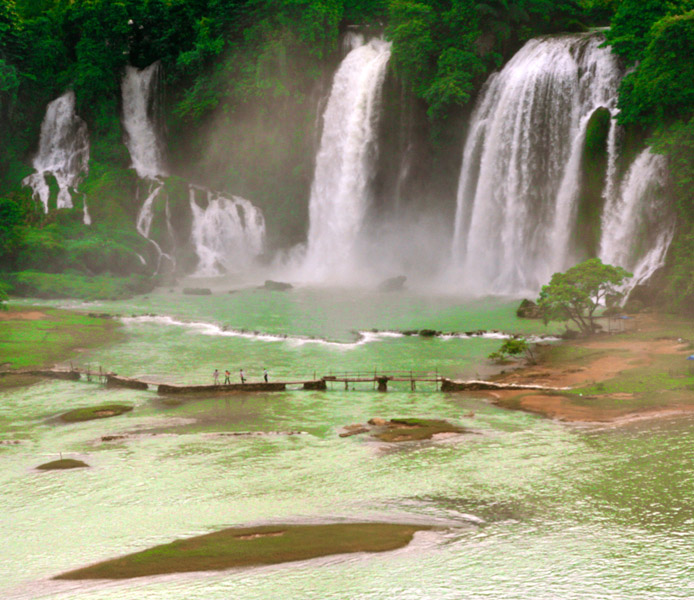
<box><xmin>301</xmin><ymin>38</ymin><xmax>392</xmax><ymax>282</ymax></box>
<box><xmin>23</xmin><ymin>91</ymin><xmax>90</xmax><ymax>221</ymax></box>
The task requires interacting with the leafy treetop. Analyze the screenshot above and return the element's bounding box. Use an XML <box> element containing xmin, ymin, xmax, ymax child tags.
<box><xmin>537</xmin><ymin>258</ymin><xmax>632</xmax><ymax>335</ymax></box>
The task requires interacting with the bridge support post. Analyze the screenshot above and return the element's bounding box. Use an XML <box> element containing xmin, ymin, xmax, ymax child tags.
<box><xmin>377</xmin><ymin>376</ymin><xmax>388</xmax><ymax>392</ymax></box>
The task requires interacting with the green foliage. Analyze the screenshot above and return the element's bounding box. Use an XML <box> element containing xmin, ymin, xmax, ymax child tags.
<box><xmin>617</xmin><ymin>10</ymin><xmax>694</xmax><ymax>125</ymax></box>
<box><xmin>576</xmin><ymin>107</ymin><xmax>611</xmax><ymax>257</ymax></box>
<box><xmin>0</xmin><ymin>280</ymin><xmax>8</xmax><ymax>310</ymax></box>
<box><xmin>489</xmin><ymin>336</ymin><xmax>536</xmax><ymax>363</ymax></box>
<box><xmin>10</xmin><ymin>270</ymin><xmax>154</xmax><ymax>300</ymax></box>
<box><xmin>537</xmin><ymin>258</ymin><xmax>632</xmax><ymax>335</ymax></box>
<box><xmin>605</xmin><ymin>0</ymin><xmax>674</xmax><ymax>64</ymax></box>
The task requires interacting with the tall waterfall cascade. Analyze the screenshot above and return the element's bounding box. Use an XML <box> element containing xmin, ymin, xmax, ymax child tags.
<box><xmin>599</xmin><ymin>149</ymin><xmax>674</xmax><ymax>288</ymax></box>
<box><xmin>122</xmin><ymin>63</ymin><xmax>167</xmax><ymax>179</ymax></box>
<box><xmin>121</xmin><ymin>62</ymin><xmax>266</xmax><ymax>274</ymax></box>
<box><xmin>23</xmin><ymin>91</ymin><xmax>90</xmax><ymax>222</ymax></box>
<box><xmin>301</xmin><ymin>38</ymin><xmax>392</xmax><ymax>281</ymax></box>
<box><xmin>451</xmin><ymin>34</ymin><xmax>623</xmax><ymax>294</ymax></box>
<box><xmin>189</xmin><ymin>188</ymin><xmax>266</xmax><ymax>276</ymax></box>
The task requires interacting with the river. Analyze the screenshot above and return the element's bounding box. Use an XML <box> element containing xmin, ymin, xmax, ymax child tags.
<box><xmin>2</xmin><ymin>286</ymin><xmax>692</xmax><ymax>599</ymax></box>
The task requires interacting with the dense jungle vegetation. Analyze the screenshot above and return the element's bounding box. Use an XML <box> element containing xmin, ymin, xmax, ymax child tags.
<box><xmin>0</xmin><ymin>0</ymin><xmax>692</xmax><ymax>309</ymax></box>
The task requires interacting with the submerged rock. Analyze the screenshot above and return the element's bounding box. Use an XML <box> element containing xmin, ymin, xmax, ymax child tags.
<box><xmin>261</xmin><ymin>280</ymin><xmax>293</xmax><ymax>291</ymax></box>
<box><xmin>183</xmin><ymin>287</ymin><xmax>212</xmax><ymax>296</ymax></box>
<box><xmin>378</xmin><ymin>275</ymin><xmax>407</xmax><ymax>292</ymax></box>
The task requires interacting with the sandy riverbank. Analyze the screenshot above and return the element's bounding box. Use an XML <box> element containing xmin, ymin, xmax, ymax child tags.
<box><xmin>486</xmin><ymin>314</ymin><xmax>694</xmax><ymax>424</ymax></box>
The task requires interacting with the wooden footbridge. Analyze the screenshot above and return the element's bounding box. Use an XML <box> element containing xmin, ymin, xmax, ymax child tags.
<box><xmin>0</xmin><ymin>366</ymin><xmax>568</xmax><ymax>394</ymax></box>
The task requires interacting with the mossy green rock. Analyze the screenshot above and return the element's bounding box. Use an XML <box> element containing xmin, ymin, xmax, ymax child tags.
<box><xmin>37</xmin><ymin>458</ymin><xmax>88</xmax><ymax>470</ymax></box>
<box><xmin>61</xmin><ymin>404</ymin><xmax>133</xmax><ymax>423</ymax></box>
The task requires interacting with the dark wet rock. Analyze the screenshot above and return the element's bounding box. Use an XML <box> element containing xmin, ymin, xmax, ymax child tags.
<box><xmin>418</xmin><ymin>329</ymin><xmax>440</xmax><ymax>337</ymax></box>
<box><xmin>339</xmin><ymin>425</ymin><xmax>369</xmax><ymax>438</ymax></box>
<box><xmin>183</xmin><ymin>287</ymin><xmax>212</xmax><ymax>296</ymax></box>
<box><xmin>37</xmin><ymin>458</ymin><xmax>88</xmax><ymax>470</ymax></box>
<box><xmin>378</xmin><ymin>275</ymin><xmax>407</xmax><ymax>292</ymax></box>
<box><xmin>516</xmin><ymin>299</ymin><xmax>542</xmax><ymax>319</ymax></box>
<box><xmin>261</xmin><ymin>280</ymin><xmax>293</xmax><ymax>291</ymax></box>
<box><xmin>102</xmin><ymin>435</ymin><xmax>128</xmax><ymax>442</ymax></box>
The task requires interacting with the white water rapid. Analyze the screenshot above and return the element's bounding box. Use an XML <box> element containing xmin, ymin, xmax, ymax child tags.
<box><xmin>189</xmin><ymin>187</ymin><xmax>266</xmax><ymax>276</ymax></box>
<box><xmin>301</xmin><ymin>38</ymin><xmax>391</xmax><ymax>281</ymax></box>
<box><xmin>23</xmin><ymin>91</ymin><xmax>90</xmax><ymax>219</ymax></box>
<box><xmin>599</xmin><ymin>148</ymin><xmax>674</xmax><ymax>289</ymax></box>
<box><xmin>451</xmin><ymin>34</ymin><xmax>622</xmax><ymax>294</ymax></box>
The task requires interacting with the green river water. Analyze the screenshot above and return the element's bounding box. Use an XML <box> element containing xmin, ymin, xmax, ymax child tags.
<box><xmin>2</xmin><ymin>286</ymin><xmax>693</xmax><ymax>599</ymax></box>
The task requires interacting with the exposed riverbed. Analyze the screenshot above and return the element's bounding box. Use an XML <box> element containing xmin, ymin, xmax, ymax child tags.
<box><xmin>2</xmin><ymin>287</ymin><xmax>693</xmax><ymax>599</ymax></box>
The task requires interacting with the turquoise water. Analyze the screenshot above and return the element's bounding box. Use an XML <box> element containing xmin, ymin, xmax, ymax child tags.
<box><xmin>2</xmin><ymin>288</ymin><xmax>693</xmax><ymax>599</ymax></box>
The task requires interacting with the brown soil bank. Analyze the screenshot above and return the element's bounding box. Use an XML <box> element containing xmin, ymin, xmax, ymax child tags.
<box><xmin>55</xmin><ymin>522</ymin><xmax>430</xmax><ymax>579</ymax></box>
<box><xmin>489</xmin><ymin>314</ymin><xmax>694</xmax><ymax>424</ymax></box>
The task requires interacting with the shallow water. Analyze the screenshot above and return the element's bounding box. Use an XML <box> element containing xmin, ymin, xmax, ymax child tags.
<box><xmin>2</xmin><ymin>288</ymin><xmax>693</xmax><ymax>598</ymax></box>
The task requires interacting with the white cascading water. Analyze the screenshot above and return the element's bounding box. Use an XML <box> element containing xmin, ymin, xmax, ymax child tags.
<box><xmin>121</xmin><ymin>62</ymin><xmax>166</xmax><ymax>179</ymax></box>
<box><xmin>600</xmin><ymin>148</ymin><xmax>674</xmax><ymax>289</ymax></box>
<box><xmin>189</xmin><ymin>187</ymin><xmax>266</xmax><ymax>276</ymax></box>
<box><xmin>121</xmin><ymin>61</ymin><xmax>266</xmax><ymax>274</ymax></box>
<box><xmin>23</xmin><ymin>90</ymin><xmax>90</xmax><ymax>221</ymax></box>
<box><xmin>451</xmin><ymin>34</ymin><xmax>622</xmax><ymax>294</ymax></box>
<box><xmin>301</xmin><ymin>38</ymin><xmax>391</xmax><ymax>281</ymax></box>
<box><xmin>121</xmin><ymin>62</ymin><xmax>172</xmax><ymax>269</ymax></box>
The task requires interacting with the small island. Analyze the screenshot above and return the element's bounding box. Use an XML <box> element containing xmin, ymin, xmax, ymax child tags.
<box><xmin>55</xmin><ymin>522</ymin><xmax>431</xmax><ymax>579</ymax></box>
<box><xmin>60</xmin><ymin>404</ymin><xmax>133</xmax><ymax>423</ymax></box>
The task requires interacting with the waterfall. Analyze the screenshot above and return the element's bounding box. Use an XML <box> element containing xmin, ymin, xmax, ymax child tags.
<box><xmin>23</xmin><ymin>91</ymin><xmax>90</xmax><ymax>220</ymax></box>
<box><xmin>121</xmin><ymin>62</ymin><xmax>166</xmax><ymax>179</ymax></box>
<box><xmin>189</xmin><ymin>188</ymin><xmax>266</xmax><ymax>276</ymax></box>
<box><xmin>599</xmin><ymin>148</ymin><xmax>674</xmax><ymax>289</ymax></box>
<box><xmin>121</xmin><ymin>61</ymin><xmax>266</xmax><ymax>275</ymax></box>
<box><xmin>301</xmin><ymin>38</ymin><xmax>391</xmax><ymax>281</ymax></box>
<box><xmin>451</xmin><ymin>34</ymin><xmax>622</xmax><ymax>294</ymax></box>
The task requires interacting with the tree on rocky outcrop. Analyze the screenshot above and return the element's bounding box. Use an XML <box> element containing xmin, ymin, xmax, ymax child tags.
<box><xmin>536</xmin><ymin>258</ymin><xmax>631</xmax><ymax>335</ymax></box>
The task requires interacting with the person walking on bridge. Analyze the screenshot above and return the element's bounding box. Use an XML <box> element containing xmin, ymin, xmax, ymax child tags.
<box><xmin>263</xmin><ymin>368</ymin><xmax>268</xmax><ymax>383</ymax></box>
<box><xmin>224</xmin><ymin>370</ymin><xmax>231</xmax><ymax>385</ymax></box>
<box><xmin>213</xmin><ymin>369</ymin><xmax>220</xmax><ymax>385</ymax></box>
<box><xmin>239</xmin><ymin>369</ymin><xmax>246</xmax><ymax>384</ymax></box>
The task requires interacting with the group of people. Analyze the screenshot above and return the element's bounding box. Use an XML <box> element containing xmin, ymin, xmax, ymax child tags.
<box><xmin>213</xmin><ymin>368</ymin><xmax>268</xmax><ymax>385</ymax></box>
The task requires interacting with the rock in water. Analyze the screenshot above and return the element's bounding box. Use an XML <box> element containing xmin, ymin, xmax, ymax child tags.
<box><xmin>261</xmin><ymin>280</ymin><xmax>293</xmax><ymax>291</ymax></box>
<box><xmin>183</xmin><ymin>287</ymin><xmax>212</xmax><ymax>296</ymax></box>
<box><xmin>378</xmin><ymin>275</ymin><xmax>407</xmax><ymax>292</ymax></box>
<box><xmin>516</xmin><ymin>299</ymin><xmax>541</xmax><ymax>319</ymax></box>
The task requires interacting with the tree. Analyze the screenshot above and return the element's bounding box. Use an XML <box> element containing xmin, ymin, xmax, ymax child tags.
<box><xmin>488</xmin><ymin>336</ymin><xmax>537</xmax><ymax>363</ymax></box>
<box><xmin>537</xmin><ymin>258</ymin><xmax>632</xmax><ymax>335</ymax></box>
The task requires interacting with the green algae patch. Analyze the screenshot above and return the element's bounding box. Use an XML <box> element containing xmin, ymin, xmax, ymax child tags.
<box><xmin>37</xmin><ymin>458</ymin><xmax>88</xmax><ymax>470</ymax></box>
<box><xmin>371</xmin><ymin>418</ymin><xmax>467</xmax><ymax>442</ymax></box>
<box><xmin>60</xmin><ymin>404</ymin><xmax>133</xmax><ymax>423</ymax></box>
<box><xmin>55</xmin><ymin>522</ymin><xmax>429</xmax><ymax>579</ymax></box>
<box><xmin>0</xmin><ymin>306</ymin><xmax>121</xmax><ymax>374</ymax></box>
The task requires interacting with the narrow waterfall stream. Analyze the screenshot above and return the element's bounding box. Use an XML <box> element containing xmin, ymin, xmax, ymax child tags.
<box><xmin>599</xmin><ymin>148</ymin><xmax>674</xmax><ymax>288</ymax></box>
<box><xmin>302</xmin><ymin>38</ymin><xmax>391</xmax><ymax>281</ymax></box>
<box><xmin>22</xmin><ymin>91</ymin><xmax>90</xmax><ymax>221</ymax></box>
